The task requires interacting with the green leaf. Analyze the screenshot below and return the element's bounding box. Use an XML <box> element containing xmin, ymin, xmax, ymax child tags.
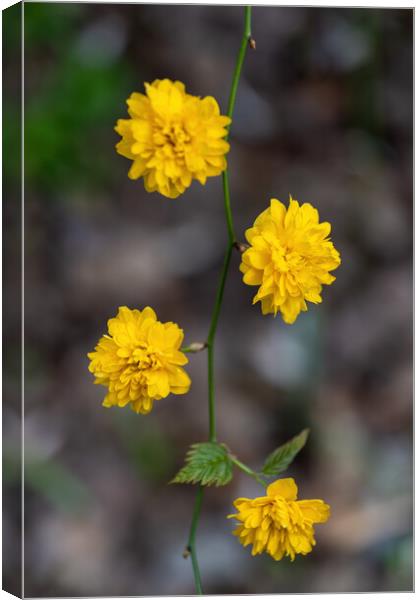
<box><xmin>262</xmin><ymin>429</ymin><xmax>310</xmax><ymax>476</ymax></box>
<box><xmin>171</xmin><ymin>442</ymin><xmax>233</xmax><ymax>487</ymax></box>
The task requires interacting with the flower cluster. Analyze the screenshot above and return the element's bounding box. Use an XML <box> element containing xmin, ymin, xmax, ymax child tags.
<box><xmin>86</xmin><ymin>74</ymin><xmax>342</xmax><ymax>574</ymax></box>
<box><xmin>87</xmin><ymin>306</ymin><xmax>191</xmax><ymax>414</ymax></box>
<box><xmin>240</xmin><ymin>197</ymin><xmax>341</xmax><ymax>324</ymax></box>
<box><xmin>228</xmin><ymin>478</ymin><xmax>330</xmax><ymax>560</ymax></box>
<box><xmin>115</xmin><ymin>79</ymin><xmax>231</xmax><ymax>198</ymax></box>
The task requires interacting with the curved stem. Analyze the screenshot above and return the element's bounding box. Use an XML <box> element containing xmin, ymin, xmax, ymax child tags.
<box><xmin>222</xmin><ymin>5</ymin><xmax>253</xmax><ymax>243</ymax></box>
<box><xmin>187</xmin><ymin>487</ymin><xmax>204</xmax><ymax>595</ymax></box>
<box><xmin>222</xmin><ymin>169</ymin><xmax>235</xmax><ymax>244</ymax></box>
<box><xmin>206</xmin><ymin>243</ymin><xmax>233</xmax><ymax>441</ymax></box>
<box><xmin>226</xmin><ymin>6</ymin><xmax>252</xmax><ymax>125</ymax></box>
<box><xmin>186</xmin><ymin>7</ymin><xmax>252</xmax><ymax>593</ymax></box>
<box><xmin>207</xmin><ymin>3</ymin><xmax>253</xmax><ymax>442</ymax></box>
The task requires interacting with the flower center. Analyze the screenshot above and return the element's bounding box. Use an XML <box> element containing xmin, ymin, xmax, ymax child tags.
<box><xmin>153</xmin><ymin>122</ymin><xmax>191</xmax><ymax>156</ymax></box>
<box><xmin>272</xmin><ymin>246</ymin><xmax>305</xmax><ymax>274</ymax></box>
<box><xmin>129</xmin><ymin>346</ymin><xmax>162</xmax><ymax>371</ymax></box>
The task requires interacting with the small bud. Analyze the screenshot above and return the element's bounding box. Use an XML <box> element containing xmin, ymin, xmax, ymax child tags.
<box><xmin>249</xmin><ymin>37</ymin><xmax>256</xmax><ymax>50</ymax></box>
<box><xmin>234</xmin><ymin>241</ymin><xmax>249</xmax><ymax>254</ymax></box>
<box><xmin>183</xmin><ymin>547</ymin><xmax>191</xmax><ymax>559</ymax></box>
<box><xmin>188</xmin><ymin>342</ymin><xmax>207</xmax><ymax>352</ymax></box>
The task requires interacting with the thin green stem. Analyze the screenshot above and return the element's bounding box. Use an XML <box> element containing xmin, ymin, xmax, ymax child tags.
<box><xmin>230</xmin><ymin>456</ymin><xmax>267</xmax><ymax>488</ymax></box>
<box><xmin>206</xmin><ymin>5</ymin><xmax>252</xmax><ymax>441</ymax></box>
<box><xmin>206</xmin><ymin>243</ymin><xmax>234</xmax><ymax>442</ymax></box>
<box><xmin>187</xmin><ymin>487</ymin><xmax>204</xmax><ymax>595</ymax></box>
<box><xmin>222</xmin><ymin>169</ymin><xmax>235</xmax><ymax>244</ymax></box>
<box><xmin>226</xmin><ymin>6</ymin><xmax>252</xmax><ymax>124</ymax></box>
<box><xmin>222</xmin><ymin>5</ymin><xmax>253</xmax><ymax>244</ymax></box>
<box><xmin>186</xmin><ymin>7</ymin><xmax>252</xmax><ymax>594</ymax></box>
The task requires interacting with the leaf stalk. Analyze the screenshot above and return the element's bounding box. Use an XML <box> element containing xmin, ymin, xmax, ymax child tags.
<box><xmin>230</xmin><ymin>455</ymin><xmax>267</xmax><ymax>488</ymax></box>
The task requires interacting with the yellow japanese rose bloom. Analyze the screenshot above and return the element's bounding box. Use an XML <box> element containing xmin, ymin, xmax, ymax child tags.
<box><xmin>228</xmin><ymin>478</ymin><xmax>330</xmax><ymax>561</ymax></box>
<box><xmin>115</xmin><ymin>79</ymin><xmax>231</xmax><ymax>198</ymax></box>
<box><xmin>240</xmin><ymin>196</ymin><xmax>341</xmax><ymax>324</ymax></box>
<box><xmin>87</xmin><ymin>306</ymin><xmax>191</xmax><ymax>414</ymax></box>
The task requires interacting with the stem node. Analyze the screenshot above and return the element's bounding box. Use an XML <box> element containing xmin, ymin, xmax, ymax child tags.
<box><xmin>182</xmin><ymin>342</ymin><xmax>208</xmax><ymax>353</ymax></box>
<box><xmin>234</xmin><ymin>241</ymin><xmax>249</xmax><ymax>253</ymax></box>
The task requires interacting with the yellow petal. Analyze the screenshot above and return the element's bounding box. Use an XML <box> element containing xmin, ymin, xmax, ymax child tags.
<box><xmin>269</xmin><ymin>198</ymin><xmax>286</xmax><ymax>224</ymax></box>
<box><xmin>140</xmin><ymin>306</ymin><xmax>157</xmax><ymax>322</ymax></box>
<box><xmin>267</xmin><ymin>478</ymin><xmax>298</xmax><ymax>500</ymax></box>
<box><xmin>298</xmin><ymin>499</ymin><xmax>330</xmax><ymax>523</ymax></box>
<box><xmin>243</xmin><ymin>268</ymin><xmax>263</xmax><ymax>286</ymax></box>
<box><xmin>169</xmin><ymin>367</ymin><xmax>191</xmax><ymax>389</ymax></box>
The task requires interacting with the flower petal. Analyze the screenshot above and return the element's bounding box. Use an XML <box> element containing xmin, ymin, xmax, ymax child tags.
<box><xmin>267</xmin><ymin>478</ymin><xmax>298</xmax><ymax>500</ymax></box>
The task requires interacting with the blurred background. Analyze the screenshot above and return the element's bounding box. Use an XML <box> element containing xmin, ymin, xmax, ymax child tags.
<box><xmin>3</xmin><ymin>3</ymin><xmax>413</xmax><ymax>596</ymax></box>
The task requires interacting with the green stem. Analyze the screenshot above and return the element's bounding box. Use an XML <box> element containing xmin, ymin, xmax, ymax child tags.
<box><xmin>187</xmin><ymin>7</ymin><xmax>252</xmax><ymax>593</ymax></box>
<box><xmin>187</xmin><ymin>486</ymin><xmax>204</xmax><ymax>595</ymax></box>
<box><xmin>226</xmin><ymin>6</ymin><xmax>252</xmax><ymax>125</ymax></box>
<box><xmin>222</xmin><ymin>4</ymin><xmax>252</xmax><ymax>243</ymax></box>
<box><xmin>206</xmin><ymin>243</ymin><xmax>233</xmax><ymax>442</ymax></box>
<box><xmin>206</xmin><ymin>4</ymin><xmax>252</xmax><ymax>442</ymax></box>
<box><xmin>222</xmin><ymin>169</ymin><xmax>235</xmax><ymax>244</ymax></box>
<box><xmin>230</xmin><ymin>456</ymin><xmax>267</xmax><ymax>488</ymax></box>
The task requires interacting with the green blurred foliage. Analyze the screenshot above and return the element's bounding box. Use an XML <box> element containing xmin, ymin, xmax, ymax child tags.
<box><xmin>383</xmin><ymin>535</ymin><xmax>413</xmax><ymax>590</ymax></box>
<box><xmin>3</xmin><ymin>3</ymin><xmax>22</xmax><ymax>184</ymax></box>
<box><xmin>23</xmin><ymin>3</ymin><xmax>133</xmax><ymax>193</ymax></box>
<box><xmin>114</xmin><ymin>412</ymin><xmax>176</xmax><ymax>483</ymax></box>
<box><xmin>347</xmin><ymin>11</ymin><xmax>385</xmax><ymax>136</ymax></box>
<box><xmin>24</xmin><ymin>3</ymin><xmax>83</xmax><ymax>49</ymax></box>
<box><xmin>25</xmin><ymin>459</ymin><xmax>92</xmax><ymax>513</ymax></box>
<box><xmin>4</xmin><ymin>451</ymin><xmax>92</xmax><ymax>514</ymax></box>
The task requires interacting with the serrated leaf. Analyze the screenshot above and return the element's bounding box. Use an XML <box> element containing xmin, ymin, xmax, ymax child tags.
<box><xmin>171</xmin><ymin>442</ymin><xmax>233</xmax><ymax>487</ymax></box>
<box><xmin>262</xmin><ymin>429</ymin><xmax>309</xmax><ymax>476</ymax></box>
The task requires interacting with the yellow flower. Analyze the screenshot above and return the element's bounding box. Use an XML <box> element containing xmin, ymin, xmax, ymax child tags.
<box><xmin>228</xmin><ymin>478</ymin><xmax>330</xmax><ymax>561</ymax></box>
<box><xmin>240</xmin><ymin>196</ymin><xmax>341</xmax><ymax>324</ymax></box>
<box><xmin>115</xmin><ymin>79</ymin><xmax>231</xmax><ymax>199</ymax></box>
<box><xmin>87</xmin><ymin>306</ymin><xmax>191</xmax><ymax>414</ymax></box>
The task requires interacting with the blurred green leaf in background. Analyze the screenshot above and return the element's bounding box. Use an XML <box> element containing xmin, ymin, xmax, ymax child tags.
<box><xmin>23</xmin><ymin>3</ymin><xmax>134</xmax><ymax>194</ymax></box>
